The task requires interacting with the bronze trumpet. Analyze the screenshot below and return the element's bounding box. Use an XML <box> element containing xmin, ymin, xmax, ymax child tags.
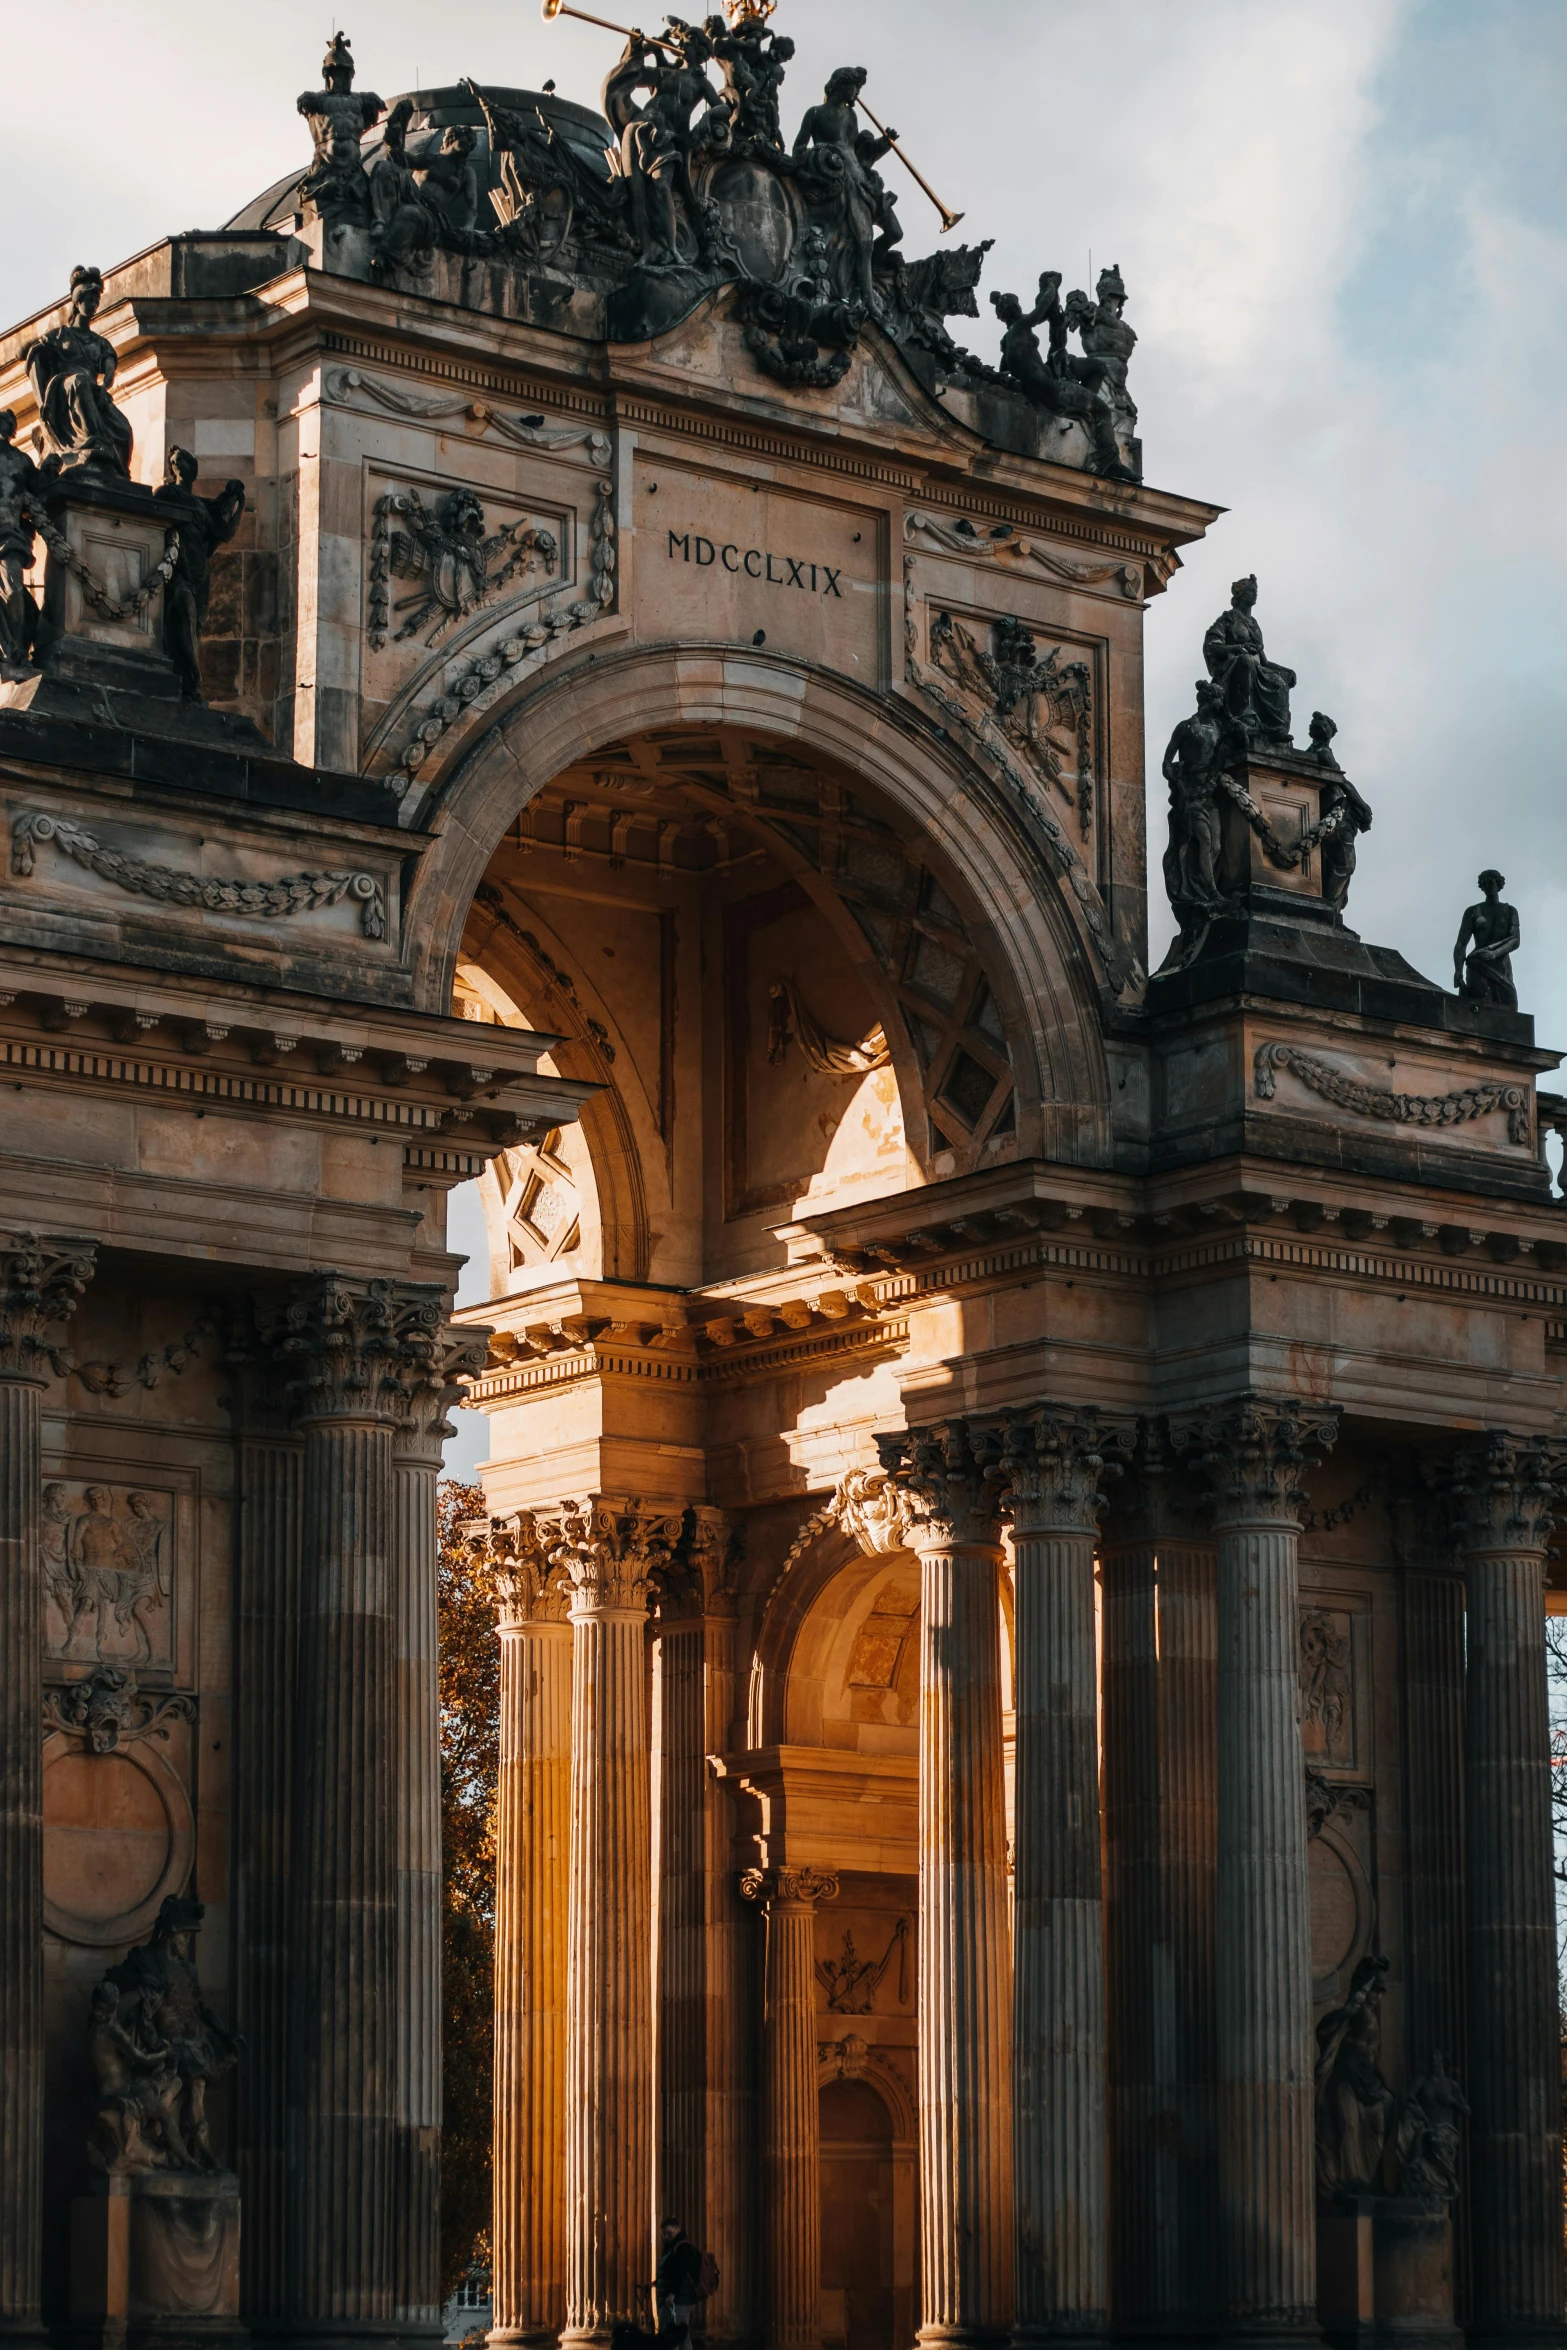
<box><xmin>539</xmin><ymin>0</ymin><xmax>674</xmax><ymax>49</ymax></box>
<box><xmin>855</xmin><ymin>96</ymin><xmax>964</xmax><ymax>235</ymax></box>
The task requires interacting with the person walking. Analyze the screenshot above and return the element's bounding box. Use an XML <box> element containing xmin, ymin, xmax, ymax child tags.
<box><xmin>653</xmin><ymin>2218</ymin><xmax>703</xmax><ymax>2345</ymax></box>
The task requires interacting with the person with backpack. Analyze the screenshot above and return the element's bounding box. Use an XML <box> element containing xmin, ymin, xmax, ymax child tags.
<box><xmin>651</xmin><ymin>2218</ymin><xmax>716</xmax><ymax>2345</ymax></box>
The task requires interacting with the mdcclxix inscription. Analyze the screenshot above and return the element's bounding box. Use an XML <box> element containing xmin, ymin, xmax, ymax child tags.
<box><xmin>665</xmin><ymin>530</ymin><xmax>846</xmax><ymax>597</ymax></box>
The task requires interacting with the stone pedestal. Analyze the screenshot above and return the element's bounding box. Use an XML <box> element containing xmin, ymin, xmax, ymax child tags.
<box><xmin>1450</xmin><ymin>1435</ymin><xmax>1567</xmax><ymax>2346</ymax></box>
<box><xmin>552</xmin><ymin>1500</ymin><xmax>683</xmax><ymax>2350</ymax></box>
<box><xmin>1174</xmin><ymin>1396</ymin><xmax>1339</xmax><ymax>2347</ymax></box>
<box><xmin>1000</xmin><ymin>1407</ymin><xmax>1132</xmax><ymax>2344</ymax></box>
<box><xmin>70</xmin><ymin>2171</ymin><xmax>243</xmax><ymax>2350</ymax></box>
<box><xmin>742</xmin><ymin>1865</ymin><xmax>839</xmax><ymax>2350</ymax></box>
<box><xmin>1316</xmin><ymin>2198</ymin><xmax>1461</xmax><ymax>2350</ymax></box>
<box><xmin>879</xmin><ymin>1425</ymin><xmax>1012</xmax><ymax>2350</ymax></box>
<box><xmin>1217</xmin><ymin>748</ymin><xmax>1333</xmax><ymax>905</ymax></box>
<box><xmin>490</xmin><ymin>1518</ymin><xmax>573</xmax><ymax>2349</ymax></box>
<box><xmin>0</xmin><ymin>1234</ymin><xmax>94</xmax><ymax>2345</ymax></box>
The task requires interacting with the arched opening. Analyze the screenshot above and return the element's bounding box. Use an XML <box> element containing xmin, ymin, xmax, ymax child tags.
<box><xmin>449</xmin><ymin>719</ymin><xmax>1048</xmax><ymax>1298</ymax></box>
<box><xmin>819</xmin><ymin>2072</ymin><xmax>915</xmax><ymax>2350</ymax></box>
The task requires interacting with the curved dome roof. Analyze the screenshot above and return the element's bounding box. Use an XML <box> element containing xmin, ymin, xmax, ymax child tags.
<box><xmin>222</xmin><ymin>83</ymin><xmax>614</xmax><ymax>235</ymax></box>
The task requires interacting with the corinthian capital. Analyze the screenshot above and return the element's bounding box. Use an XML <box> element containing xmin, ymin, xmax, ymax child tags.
<box><xmin>1445</xmin><ymin>1431</ymin><xmax>1567</xmax><ymax>1556</ymax></box>
<box><xmin>276</xmin><ymin>1274</ymin><xmax>446</xmax><ymax>1424</ymax></box>
<box><xmin>0</xmin><ymin>1230</ymin><xmax>96</xmax><ymax>1382</ymax></box>
<box><xmin>875</xmin><ymin>1420</ymin><xmax>1006</xmax><ymax>1549</ymax></box>
<box><xmin>995</xmin><ymin>1403</ymin><xmax>1136</xmax><ymax>1535</ymax></box>
<box><xmin>1170</xmin><ymin>1393</ymin><xmax>1340</xmax><ymax>1525</ymax></box>
<box><xmin>740</xmin><ymin>1864</ymin><xmax>840</xmax><ymax>1911</ymax></box>
<box><xmin>489</xmin><ymin>1513</ymin><xmax>573</xmax><ymax>1626</ymax></box>
<box><xmin>656</xmin><ymin>1504</ymin><xmax>739</xmax><ymax>1621</ymax></box>
<box><xmin>540</xmin><ymin>1495</ymin><xmax>686</xmax><ymax>1614</ymax></box>
<box><xmin>399</xmin><ymin>1324</ymin><xmax>493</xmax><ymax>1463</ymax></box>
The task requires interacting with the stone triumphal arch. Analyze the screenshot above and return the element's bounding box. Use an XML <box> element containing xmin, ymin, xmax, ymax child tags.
<box><xmin>0</xmin><ymin>16</ymin><xmax>1562</xmax><ymax>2350</ymax></box>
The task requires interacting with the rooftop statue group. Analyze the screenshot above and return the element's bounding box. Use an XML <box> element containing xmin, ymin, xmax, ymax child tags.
<box><xmin>293</xmin><ymin>24</ymin><xmax>1140</xmax><ymax>475</ymax></box>
<box><xmin>1159</xmin><ymin>573</ymin><xmax>1372</xmax><ymax>960</ymax></box>
<box><xmin>0</xmin><ymin>267</ymin><xmax>244</xmax><ymax>700</ymax></box>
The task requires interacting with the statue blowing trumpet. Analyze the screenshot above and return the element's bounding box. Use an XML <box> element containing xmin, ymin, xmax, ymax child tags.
<box><xmin>540</xmin><ymin>0</ymin><xmax>965</xmax><ymax>233</ymax></box>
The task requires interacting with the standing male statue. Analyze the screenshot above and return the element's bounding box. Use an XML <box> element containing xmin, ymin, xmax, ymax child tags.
<box><xmin>792</xmin><ymin>67</ymin><xmax>900</xmax><ymax>311</ymax></box>
<box><xmin>22</xmin><ymin>267</ymin><xmax>133</xmax><ymax>479</ymax></box>
<box><xmin>1453</xmin><ymin>869</ymin><xmax>1521</xmax><ymax>1009</ymax></box>
<box><xmin>1160</xmin><ymin>678</ymin><xmax>1233</xmax><ymax>945</ymax></box>
<box><xmin>0</xmin><ymin>410</ymin><xmax>45</xmax><ymax>680</ymax></box>
<box><xmin>297</xmin><ymin>34</ymin><xmax>383</xmax><ymax>224</ymax></box>
<box><xmin>1203</xmin><ymin>573</ymin><xmax>1296</xmax><ymax>747</ymax></box>
<box><xmin>154</xmin><ymin>450</ymin><xmax>246</xmax><ymax>704</ymax></box>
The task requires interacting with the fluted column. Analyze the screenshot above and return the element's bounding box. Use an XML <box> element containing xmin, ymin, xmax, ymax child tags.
<box><xmin>1100</xmin><ymin>1437</ymin><xmax>1219</xmax><ymax>2340</ymax></box>
<box><xmin>1450</xmin><ymin>1434</ymin><xmax>1566</xmax><ymax>2346</ymax></box>
<box><xmin>656</xmin><ymin>1510</ymin><xmax>748</xmax><ymax>2343</ymax></box>
<box><xmin>741</xmin><ymin>1864</ymin><xmax>839</xmax><ymax>2350</ymax></box>
<box><xmin>394</xmin><ymin>1330</ymin><xmax>488</xmax><ymax>2340</ymax></box>
<box><xmin>1394</xmin><ymin>1497</ymin><xmax>1466</xmax><ymax>2120</ymax></box>
<box><xmin>552</xmin><ymin>1499</ymin><xmax>684</xmax><ymax>2350</ymax></box>
<box><xmin>1173</xmin><ymin>1396</ymin><xmax>1338</xmax><ymax>2349</ymax></box>
<box><xmin>879</xmin><ymin>1423</ymin><xmax>1013</xmax><ymax>2350</ymax></box>
<box><xmin>0</xmin><ymin>1233</ymin><xmax>93</xmax><ymax>2347</ymax></box>
<box><xmin>232</xmin><ymin>1402</ymin><xmax>304</xmax><ymax>2328</ymax></box>
<box><xmin>997</xmin><ymin>1406</ymin><xmax>1133</xmax><ymax>2344</ymax></box>
<box><xmin>490</xmin><ymin>1515</ymin><xmax>574</xmax><ymax>2348</ymax></box>
<box><xmin>276</xmin><ymin>1274</ymin><xmax>445</xmax><ymax>2346</ymax></box>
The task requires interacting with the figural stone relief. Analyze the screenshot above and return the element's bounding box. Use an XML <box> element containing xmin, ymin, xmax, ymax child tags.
<box><xmin>42</xmin><ymin>1482</ymin><xmax>175</xmax><ymax>1668</ymax></box>
<box><xmin>367</xmin><ymin>485</ymin><xmax>560</xmax><ymax>649</ymax></box>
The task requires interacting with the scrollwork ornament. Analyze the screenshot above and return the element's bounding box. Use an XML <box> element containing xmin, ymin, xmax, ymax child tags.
<box><xmin>0</xmin><ymin>1230</ymin><xmax>96</xmax><ymax>1382</ymax></box>
<box><xmin>740</xmin><ymin>1864</ymin><xmax>840</xmax><ymax>1909</ymax></box>
<box><xmin>875</xmin><ymin>1419</ymin><xmax>1007</xmax><ymax>1548</ymax></box>
<box><xmin>1170</xmin><ymin>1393</ymin><xmax>1341</xmax><ymax>1525</ymax></box>
<box><xmin>43</xmin><ymin>1666</ymin><xmax>194</xmax><ymax>1754</ymax></box>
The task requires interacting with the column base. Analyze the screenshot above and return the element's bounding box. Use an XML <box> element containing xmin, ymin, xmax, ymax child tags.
<box><xmin>486</xmin><ymin>2333</ymin><xmax>561</xmax><ymax>2350</ymax></box>
<box><xmin>918</xmin><ymin>2329</ymin><xmax>1015</xmax><ymax>2350</ymax></box>
<box><xmin>1218</xmin><ymin>2326</ymin><xmax>1319</xmax><ymax>2350</ymax></box>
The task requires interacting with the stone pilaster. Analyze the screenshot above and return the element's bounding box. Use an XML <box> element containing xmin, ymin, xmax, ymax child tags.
<box><xmin>0</xmin><ymin>1232</ymin><xmax>93</xmax><ymax>2347</ymax></box>
<box><xmin>1393</xmin><ymin>1500</ymin><xmax>1466</xmax><ymax>2138</ymax></box>
<box><xmin>997</xmin><ymin>1405</ymin><xmax>1133</xmax><ymax>2344</ymax></box>
<box><xmin>490</xmin><ymin>1514</ymin><xmax>574</xmax><ymax>2348</ymax></box>
<box><xmin>1172</xmin><ymin>1395</ymin><xmax>1338</xmax><ymax>2348</ymax></box>
<box><xmin>656</xmin><ymin>1509</ymin><xmax>747</xmax><ymax>2344</ymax></box>
<box><xmin>393</xmin><ymin>1331</ymin><xmax>489</xmax><ymax>2339</ymax></box>
<box><xmin>1448</xmin><ymin>1434</ymin><xmax>1566</xmax><ymax>2347</ymax></box>
<box><xmin>1100</xmin><ymin>1435</ymin><xmax>1219</xmax><ymax>2340</ymax></box>
<box><xmin>275</xmin><ymin>1273</ymin><xmax>444</xmax><ymax>2346</ymax></box>
<box><xmin>741</xmin><ymin>1864</ymin><xmax>839</xmax><ymax>2350</ymax></box>
<box><xmin>551</xmin><ymin>1499</ymin><xmax>684</xmax><ymax>2350</ymax></box>
<box><xmin>878</xmin><ymin>1423</ymin><xmax>1013</xmax><ymax>2350</ymax></box>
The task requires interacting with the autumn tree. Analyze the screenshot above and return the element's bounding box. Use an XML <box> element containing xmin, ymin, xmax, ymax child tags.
<box><xmin>438</xmin><ymin>1479</ymin><xmax>499</xmax><ymax>2295</ymax></box>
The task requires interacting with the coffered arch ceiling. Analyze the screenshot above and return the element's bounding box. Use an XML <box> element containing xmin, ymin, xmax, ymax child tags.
<box><xmin>412</xmin><ymin>652</ymin><xmax>1115</xmax><ymax>1167</ymax></box>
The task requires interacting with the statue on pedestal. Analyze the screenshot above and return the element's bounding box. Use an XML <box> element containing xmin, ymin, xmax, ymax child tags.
<box><xmin>154</xmin><ymin>451</ymin><xmax>246</xmax><ymax>704</ymax></box>
<box><xmin>1315</xmin><ymin>1952</ymin><xmax>1395</xmax><ymax>2200</ymax></box>
<box><xmin>1453</xmin><ymin>870</ymin><xmax>1520</xmax><ymax>1009</ymax></box>
<box><xmin>1395</xmin><ymin>2051</ymin><xmax>1469</xmax><ymax>2201</ymax></box>
<box><xmin>1203</xmin><ymin>574</ymin><xmax>1295</xmax><ymax>747</ymax></box>
<box><xmin>88</xmin><ymin>1894</ymin><xmax>239</xmax><ymax>2173</ymax></box>
<box><xmin>793</xmin><ymin>68</ymin><xmax>902</xmax><ymax>311</ymax></box>
<box><xmin>989</xmin><ymin>276</ymin><xmax>1125</xmax><ymax>479</ymax></box>
<box><xmin>21</xmin><ymin>267</ymin><xmax>133</xmax><ymax>480</ymax></box>
<box><xmin>604</xmin><ymin>22</ymin><xmax>731</xmax><ymax>271</ymax></box>
<box><xmin>298</xmin><ymin>34</ymin><xmax>383</xmax><ymax>225</ymax></box>
<box><xmin>1063</xmin><ymin>264</ymin><xmax>1139</xmax><ymax>466</ymax></box>
<box><xmin>1160</xmin><ymin>678</ymin><xmax>1234</xmax><ymax>953</ymax></box>
<box><xmin>0</xmin><ymin>410</ymin><xmax>45</xmax><ymax>680</ymax></box>
<box><xmin>1306</xmin><ymin>711</ymin><xmax>1373</xmax><ymax>915</ymax></box>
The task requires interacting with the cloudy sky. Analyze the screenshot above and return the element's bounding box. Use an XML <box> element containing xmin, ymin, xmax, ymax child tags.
<box><xmin>5</xmin><ymin>0</ymin><xmax>1561</xmax><ymax>1465</ymax></box>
